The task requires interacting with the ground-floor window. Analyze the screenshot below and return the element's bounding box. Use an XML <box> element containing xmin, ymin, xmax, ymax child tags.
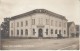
<box><xmin>11</xmin><ymin>30</ymin><xmax>13</xmax><ymax>36</ymax></box>
<box><xmin>17</xmin><ymin>30</ymin><xmax>19</xmax><ymax>35</ymax></box>
<box><xmin>21</xmin><ymin>29</ymin><xmax>23</xmax><ymax>35</ymax></box>
<box><xmin>25</xmin><ymin>29</ymin><xmax>28</xmax><ymax>35</ymax></box>
<box><xmin>64</xmin><ymin>30</ymin><xmax>66</xmax><ymax>34</ymax></box>
<box><xmin>51</xmin><ymin>29</ymin><xmax>53</xmax><ymax>34</ymax></box>
<box><xmin>55</xmin><ymin>30</ymin><xmax>57</xmax><ymax>34</ymax></box>
<box><xmin>59</xmin><ymin>30</ymin><xmax>61</xmax><ymax>34</ymax></box>
<box><xmin>33</xmin><ymin>29</ymin><xmax>35</xmax><ymax>35</ymax></box>
<box><xmin>46</xmin><ymin>29</ymin><xmax>48</xmax><ymax>35</ymax></box>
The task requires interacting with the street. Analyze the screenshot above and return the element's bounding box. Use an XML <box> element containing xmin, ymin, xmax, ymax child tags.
<box><xmin>1</xmin><ymin>38</ymin><xmax>79</xmax><ymax>50</ymax></box>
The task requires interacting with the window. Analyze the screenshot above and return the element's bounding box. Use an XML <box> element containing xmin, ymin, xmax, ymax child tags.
<box><xmin>17</xmin><ymin>22</ymin><xmax>19</xmax><ymax>27</ymax></box>
<box><xmin>51</xmin><ymin>29</ymin><xmax>53</xmax><ymax>34</ymax></box>
<box><xmin>59</xmin><ymin>30</ymin><xmax>61</xmax><ymax>34</ymax></box>
<box><xmin>51</xmin><ymin>20</ymin><xmax>53</xmax><ymax>26</ymax></box>
<box><xmin>64</xmin><ymin>30</ymin><xmax>66</xmax><ymax>34</ymax></box>
<box><xmin>21</xmin><ymin>29</ymin><xmax>23</xmax><ymax>35</ymax></box>
<box><xmin>26</xmin><ymin>21</ymin><xmax>28</xmax><ymax>26</ymax></box>
<box><xmin>59</xmin><ymin>22</ymin><xmax>61</xmax><ymax>27</ymax></box>
<box><xmin>55</xmin><ymin>30</ymin><xmax>57</xmax><ymax>34</ymax></box>
<box><xmin>11</xmin><ymin>23</ymin><xmax>13</xmax><ymax>28</ymax></box>
<box><xmin>55</xmin><ymin>21</ymin><xmax>57</xmax><ymax>27</ymax></box>
<box><xmin>46</xmin><ymin>29</ymin><xmax>48</xmax><ymax>35</ymax></box>
<box><xmin>11</xmin><ymin>30</ymin><xmax>13</xmax><ymax>36</ymax></box>
<box><xmin>39</xmin><ymin>18</ymin><xmax>43</xmax><ymax>25</ymax></box>
<box><xmin>46</xmin><ymin>19</ymin><xmax>49</xmax><ymax>25</ymax></box>
<box><xmin>33</xmin><ymin>29</ymin><xmax>35</xmax><ymax>35</ymax></box>
<box><xmin>21</xmin><ymin>22</ymin><xmax>23</xmax><ymax>27</ymax></box>
<box><xmin>32</xmin><ymin>19</ymin><xmax>35</xmax><ymax>25</ymax></box>
<box><xmin>64</xmin><ymin>23</ymin><xmax>66</xmax><ymax>27</ymax></box>
<box><xmin>17</xmin><ymin>30</ymin><xmax>19</xmax><ymax>35</ymax></box>
<box><xmin>25</xmin><ymin>29</ymin><xmax>28</xmax><ymax>35</ymax></box>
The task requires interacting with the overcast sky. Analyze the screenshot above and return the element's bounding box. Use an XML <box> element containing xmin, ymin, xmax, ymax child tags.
<box><xmin>0</xmin><ymin>0</ymin><xmax>80</xmax><ymax>25</ymax></box>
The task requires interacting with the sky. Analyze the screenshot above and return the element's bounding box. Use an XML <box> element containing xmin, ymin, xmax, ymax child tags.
<box><xmin>0</xmin><ymin>0</ymin><xmax>80</xmax><ymax>25</ymax></box>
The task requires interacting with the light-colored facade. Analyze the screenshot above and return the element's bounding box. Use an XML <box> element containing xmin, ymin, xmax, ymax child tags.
<box><xmin>9</xmin><ymin>9</ymin><xmax>68</xmax><ymax>38</ymax></box>
<box><xmin>67</xmin><ymin>22</ymin><xmax>76</xmax><ymax>37</ymax></box>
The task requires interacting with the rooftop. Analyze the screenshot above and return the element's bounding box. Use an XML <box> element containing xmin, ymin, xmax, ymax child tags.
<box><xmin>10</xmin><ymin>9</ymin><xmax>67</xmax><ymax>20</ymax></box>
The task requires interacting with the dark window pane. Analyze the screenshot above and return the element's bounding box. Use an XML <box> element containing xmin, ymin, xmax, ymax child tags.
<box><xmin>17</xmin><ymin>30</ymin><xmax>19</xmax><ymax>35</ymax></box>
<box><xmin>25</xmin><ymin>29</ymin><xmax>28</xmax><ymax>35</ymax></box>
<box><xmin>46</xmin><ymin>29</ymin><xmax>48</xmax><ymax>35</ymax></box>
<box><xmin>21</xmin><ymin>29</ymin><xmax>23</xmax><ymax>35</ymax></box>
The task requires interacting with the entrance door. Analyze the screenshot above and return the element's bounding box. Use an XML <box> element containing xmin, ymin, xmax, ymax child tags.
<box><xmin>38</xmin><ymin>29</ymin><xmax>43</xmax><ymax>37</ymax></box>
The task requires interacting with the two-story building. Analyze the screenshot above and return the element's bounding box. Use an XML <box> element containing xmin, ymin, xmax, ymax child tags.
<box><xmin>9</xmin><ymin>9</ymin><xmax>68</xmax><ymax>38</ymax></box>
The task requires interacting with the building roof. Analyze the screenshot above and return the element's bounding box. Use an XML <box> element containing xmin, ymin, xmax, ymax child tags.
<box><xmin>67</xmin><ymin>22</ymin><xmax>75</xmax><ymax>28</ymax></box>
<box><xmin>10</xmin><ymin>9</ymin><xmax>67</xmax><ymax>20</ymax></box>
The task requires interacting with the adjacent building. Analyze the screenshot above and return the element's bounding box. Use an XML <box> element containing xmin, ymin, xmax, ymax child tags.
<box><xmin>76</xmin><ymin>25</ymin><xmax>80</xmax><ymax>37</ymax></box>
<box><xmin>9</xmin><ymin>9</ymin><xmax>68</xmax><ymax>38</ymax></box>
<box><xmin>67</xmin><ymin>22</ymin><xmax>76</xmax><ymax>37</ymax></box>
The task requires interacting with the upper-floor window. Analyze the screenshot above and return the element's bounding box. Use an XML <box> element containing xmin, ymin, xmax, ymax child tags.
<box><xmin>25</xmin><ymin>21</ymin><xmax>28</xmax><ymax>26</ymax></box>
<box><xmin>39</xmin><ymin>18</ymin><xmax>43</xmax><ymax>25</ymax></box>
<box><xmin>51</xmin><ymin>20</ymin><xmax>53</xmax><ymax>26</ymax></box>
<box><xmin>17</xmin><ymin>30</ymin><xmax>19</xmax><ymax>35</ymax></box>
<box><xmin>25</xmin><ymin>29</ymin><xmax>28</xmax><ymax>35</ymax></box>
<box><xmin>46</xmin><ymin>29</ymin><xmax>48</xmax><ymax>35</ymax></box>
<box><xmin>32</xmin><ymin>19</ymin><xmax>35</xmax><ymax>25</ymax></box>
<box><xmin>55</xmin><ymin>21</ymin><xmax>57</xmax><ymax>27</ymax></box>
<box><xmin>51</xmin><ymin>29</ymin><xmax>53</xmax><ymax>34</ymax></box>
<box><xmin>59</xmin><ymin>22</ymin><xmax>61</xmax><ymax>27</ymax></box>
<box><xmin>17</xmin><ymin>22</ymin><xmax>19</xmax><ymax>27</ymax></box>
<box><xmin>21</xmin><ymin>21</ymin><xmax>23</xmax><ymax>27</ymax></box>
<box><xmin>46</xmin><ymin>19</ymin><xmax>49</xmax><ymax>25</ymax></box>
<box><xmin>11</xmin><ymin>23</ymin><xmax>13</xmax><ymax>28</ymax></box>
<box><xmin>64</xmin><ymin>22</ymin><xmax>66</xmax><ymax>28</ymax></box>
<box><xmin>21</xmin><ymin>29</ymin><xmax>23</xmax><ymax>35</ymax></box>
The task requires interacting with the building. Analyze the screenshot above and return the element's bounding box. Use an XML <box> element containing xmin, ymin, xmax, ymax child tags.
<box><xmin>67</xmin><ymin>22</ymin><xmax>76</xmax><ymax>37</ymax></box>
<box><xmin>76</xmin><ymin>25</ymin><xmax>80</xmax><ymax>37</ymax></box>
<box><xmin>9</xmin><ymin>9</ymin><xmax>68</xmax><ymax>38</ymax></box>
<box><xmin>1</xmin><ymin>18</ymin><xmax>10</xmax><ymax>38</ymax></box>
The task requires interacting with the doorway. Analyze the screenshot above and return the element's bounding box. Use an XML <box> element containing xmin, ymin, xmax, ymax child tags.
<box><xmin>38</xmin><ymin>28</ymin><xmax>43</xmax><ymax>37</ymax></box>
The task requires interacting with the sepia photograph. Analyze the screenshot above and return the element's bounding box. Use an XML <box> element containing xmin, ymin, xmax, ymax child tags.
<box><xmin>0</xmin><ymin>0</ymin><xmax>80</xmax><ymax>50</ymax></box>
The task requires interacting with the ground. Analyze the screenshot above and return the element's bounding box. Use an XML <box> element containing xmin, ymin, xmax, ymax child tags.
<box><xmin>1</xmin><ymin>37</ymin><xmax>79</xmax><ymax>50</ymax></box>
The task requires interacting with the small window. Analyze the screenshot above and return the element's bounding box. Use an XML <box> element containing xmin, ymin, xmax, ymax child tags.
<box><xmin>64</xmin><ymin>30</ymin><xmax>66</xmax><ymax>34</ymax></box>
<box><xmin>25</xmin><ymin>29</ymin><xmax>28</xmax><ymax>35</ymax></box>
<box><xmin>51</xmin><ymin>20</ymin><xmax>53</xmax><ymax>26</ymax></box>
<box><xmin>21</xmin><ymin>29</ymin><xmax>23</xmax><ymax>35</ymax></box>
<box><xmin>33</xmin><ymin>29</ymin><xmax>35</xmax><ymax>35</ymax></box>
<box><xmin>55</xmin><ymin>21</ymin><xmax>57</xmax><ymax>27</ymax></box>
<box><xmin>11</xmin><ymin>23</ymin><xmax>13</xmax><ymax>28</ymax></box>
<box><xmin>17</xmin><ymin>22</ymin><xmax>19</xmax><ymax>27</ymax></box>
<box><xmin>64</xmin><ymin>23</ymin><xmax>66</xmax><ymax>28</ymax></box>
<box><xmin>46</xmin><ymin>29</ymin><xmax>48</xmax><ymax>35</ymax></box>
<box><xmin>59</xmin><ymin>30</ymin><xmax>61</xmax><ymax>34</ymax></box>
<box><xmin>21</xmin><ymin>22</ymin><xmax>23</xmax><ymax>27</ymax></box>
<box><xmin>26</xmin><ymin>21</ymin><xmax>28</xmax><ymax>26</ymax></box>
<box><xmin>59</xmin><ymin>22</ymin><xmax>61</xmax><ymax>27</ymax></box>
<box><xmin>46</xmin><ymin>19</ymin><xmax>49</xmax><ymax>25</ymax></box>
<box><xmin>17</xmin><ymin>30</ymin><xmax>19</xmax><ymax>35</ymax></box>
<box><xmin>51</xmin><ymin>29</ymin><xmax>53</xmax><ymax>34</ymax></box>
<box><xmin>55</xmin><ymin>30</ymin><xmax>57</xmax><ymax>34</ymax></box>
<box><xmin>11</xmin><ymin>30</ymin><xmax>13</xmax><ymax>36</ymax></box>
<box><xmin>32</xmin><ymin>19</ymin><xmax>35</xmax><ymax>25</ymax></box>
